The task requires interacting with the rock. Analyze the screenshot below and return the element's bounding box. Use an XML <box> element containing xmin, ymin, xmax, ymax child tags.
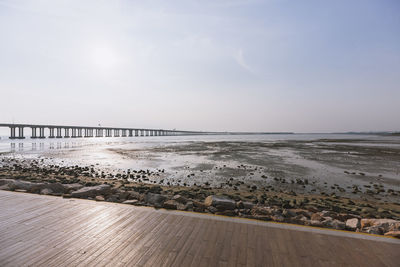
<box><xmin>184</xmin><ymin>201</ymin><xmax>194</xmax><ymax>211</ymax></box>
<box><xmin>63</xmin><ymin>183</ymin><xmax>84</xmax><ymax>191</ymax></box>
<box><xmin>389</xmin><ymin>222</ymin><xmax>400</xmax><ymax>232</ymax></box>
<box><xmin>40</xmin><ymin>188</ymin><xmax>53</xmax><ymax>195</ymax></box>
<box><xmin>71</xmin><ymin>184</ymin><xmax>111</xmax><ymax>198</ymax></box>
<box><xmin>192</xmin><ymin>201</ymin><xmax>206</xmax><ymax>212</ymax></box>
<box><xmin>95</xmin><ymin>195</ymin><xmax>105</xmax><ymax>201</ymax></box>
<box><xmin>128</xmin><ymin>191</ymin><xmax>142</xmax><ymax>200</ymax></box>
<box><xmin>122</xmin><ymin>200</ymin><xmax>139</xmax><ymax>205</ymax></box>
<box><xmin>204</xmin><ymin>195</ymin><xmax>236</xmax><ymax>210</ymax></box>
<box><xmin>207</xmin><ymin>206</ymin><xmax>218</xmax><ymax>213</ymax></box>
<box><xmin>282</xmin><ymin>209</ymin><xmax>297</xmax><ymax>218</ymax></box>
<box><xmin>163</xmin><ymin>200</ymin><xmax>179</xmax><ymax>210</ymax></box>
<box><xmin>106</xmin><ymin>194</ymin><xmax>120</xmax><ymax>202</ymax></box>
<box><xmin>1</xmin><ymin>179</ymin><xmax>44</xmax><ymax>193</ymax></box>
<box><xmin>311</xmin><ymin>213</ymin><xmax>323</xmax><ymax>221</ymax></box>
<box><xmin>237</xmin><ymin>201</ymin><xmax>254</xmax><ymax>209</ymax></box>
<box><xmin>0</xmin><ymin>184</ymin><xmax>10</xmax><ymax>190</ymax></box>
<box><xmin>15</xmin><ymin>189</ymin><xmax>27</xmax><ymax>193</ymax></box>
<box><xmin>44</xmin><ymin>183</ymin><xmax>66</xmax><ymax>194</ymax></box>
<box><xmin>321</xmin><ymin>217</ymin><xmax>333</xmax><ymax>227</ymax></box>
<box><xmin>271</xmin><ymin>215</ymin><xmax>285</xmax><ymax>222</ymax></box>
<box><xmin>145</xmin><ymin>193</ymin><xmax>166</xmax><ymax>205</ymax></box>
<box><xmin>361</xmin><ymin>219</ymin><xmax>398</xmax><ymax>231</ymax></box>
<box><xmin>310</xmin><ymin>220</ymin><xmax>324</xmax><ymax>227</ymax></box>
<box><xmin>384</xmin><ymin>231</ymin><xmax>400</xmax><ymax>238</ymax></box>
<box><xmin>331</xmin><ymin>219</ymin><xmax>346</xmax><ymax>230</ymax></box>
<box><xmin>118</xmin><ymin>191</ymin><xmax>131</xmax><ymax>200</ymax></box>
<box><xmin>172</xmin><ymin>194</ymin><xmax>187</xmax><ymax>204</ymax></box>
<box><xmin>364</xmin><ymin>226</ymin><xmax>383</xmax><ymax>235</ymax></box>
<box><xmin>251</xmin><ymin>206</ymin><xmax>274</xmax><ymax>216</ymax></box>
<box><xmin>346</xmin><ymin>218</ymin><xmax>360</xmax><ymax>230</ymax></box>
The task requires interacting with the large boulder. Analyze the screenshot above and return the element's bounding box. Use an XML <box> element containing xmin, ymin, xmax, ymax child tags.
<box><xmin>145</xmin><ymin>193</ymin><xmax>166</xmax><ymax>205</ymax></box>
<box><xmin>346</xmin><ymin>218</ymin><xmax>360</xmax><ymax>230</ymax></box>
<box><xmin>172</xmin><ymin>194</ymin><xmax>187</xmax><ymax>204</ymax></box>
<box><xmin>163</xmin><ymin>200</ymin><xmax>180</xmax><ymax>210</ymax></box>
<box><xmin>361</xmin><ymin>219</ymin><xmax>398</xmax><ymax>232</ymax></box>
<box><xmin>71</xmin><ymin>184</ymin><xmax>111</xmax><ymax>198</ymax></box>
<box><xmin>0</xmin><ymin>179</ymin><xmax>44</xmax><ymax>192</ymax></box>
<box><xmin>204</xmin><ymin>195</ymin><xmax>236</xmax><ymax>210</ymax></box>
<box><xmin>63</xmin><ymin>183</ymin><xmax>84</xmax><ymax>192</ymax></box>
<box><xmin>0</xmin><ymin>179</ymin><xmax>66</xmax><ymax>194</ymax></box>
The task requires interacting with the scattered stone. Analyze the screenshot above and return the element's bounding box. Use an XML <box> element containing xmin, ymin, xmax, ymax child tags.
<box><xmin>204</xmin><ymin>195</ymin><xmax>236</xmax><ymax>210</ymax></box>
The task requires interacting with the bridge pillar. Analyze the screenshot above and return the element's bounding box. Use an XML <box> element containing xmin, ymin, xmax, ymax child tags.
<box><xmin>64</xmin><ymin>128</ymin><xmax>70</xmax><ymax>138</ymax></box>
<box><xmin>31</xmin><ymin>127</ymin><xmax>37</xmax><ymax>138</ymax></box>
<box><xmin>114</xmin><ymin>129</ymin><xmax>120</xmax><ymax>137</ymax></box>
<box><xmin>49</xmin><ymin>128</ymin><xmax>55</xmax><ymax>138</ymax></box>
<box><xmin>56</xmin><ymin>128</ymin><xmax>62</xmax><ymax>138</ymax></box>
<box><xmin>77</xmin><ymin>128</ymin><xmax>83</xmax><ymax>137</ymax></box>
<box><xmin>135</xmin><ymin>130</ymin><xmax>138</xmax><ymax>136</ymax></box>
<box><xmin>9</xmin><ymin>127</ymin><xmax>16</xmax><ymax>139</ymax></box>
<box><xmin>15</xmin><ymin>127</ymin><xmax>25</xmax><ymax>139</ymax></box>
<box><xmin>121</xmin><ymin>129</ymin><xmax>127</xmax><ymax>137</ymax></box>
<box><xmin>128</xmin><ymin>130</ymin><xmax>133</xmax><ymax>137</ymax></box>
<box><xmin>38</xmin><ymin>127</ymin><xmax>45</xmax><ymax>138</ymax></box>
<box><xmin>71</xmin><ymin>128</ymin><xmax>77</xmax><ymax>138</ymax></box>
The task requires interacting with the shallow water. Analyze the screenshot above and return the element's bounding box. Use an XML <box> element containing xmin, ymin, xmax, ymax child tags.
<box><xmin>1</xmin><ymin>133</ymin><xmax>400</xmax><ymax>201</ymax></box>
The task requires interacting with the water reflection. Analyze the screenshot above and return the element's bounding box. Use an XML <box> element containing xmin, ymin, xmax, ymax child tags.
<box><xmin>9</xmin><ymin>142</ymin><xmax>81</xmax><ymax>152</ymax></box>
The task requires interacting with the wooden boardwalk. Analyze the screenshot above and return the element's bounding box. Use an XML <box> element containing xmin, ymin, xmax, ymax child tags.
<box><xmin>0</xmin><ymin>190</ymin><xmax>399</xmax><ymax>267</ymax></box>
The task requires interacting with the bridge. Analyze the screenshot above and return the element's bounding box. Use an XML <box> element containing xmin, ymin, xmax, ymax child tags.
<box><xmin>0</xmin><ymin>123</ymin><xmax>207</xmax><ymax>139</ymax></box>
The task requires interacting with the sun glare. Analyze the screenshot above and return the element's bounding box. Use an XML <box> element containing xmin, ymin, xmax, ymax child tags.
<box><xmin>91</xmin><ymin>44</ymin><xmax>118</xmax><ymax>70</ymax></box>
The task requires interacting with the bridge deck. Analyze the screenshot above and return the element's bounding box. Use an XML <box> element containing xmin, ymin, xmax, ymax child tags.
<box><xmin>0</xmin><ymin>190</ymin><xmax>399</xmax><ymax>267</ymax></box>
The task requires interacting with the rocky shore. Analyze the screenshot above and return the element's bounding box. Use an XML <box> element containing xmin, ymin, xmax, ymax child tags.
<box><xmin>1</xmin><ymin>158</ymin><xmax>399</xmax><ymax>238</ymax></box>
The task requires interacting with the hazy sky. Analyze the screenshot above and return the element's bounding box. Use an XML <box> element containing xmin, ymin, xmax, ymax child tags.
<box><xmin>0</xmin><ymin>0</ymin><xmax>399</xmax><ymax>132</ymax></box>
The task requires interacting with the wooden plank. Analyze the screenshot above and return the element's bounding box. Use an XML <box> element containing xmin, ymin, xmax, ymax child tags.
<box><xmin>0</xmin><ymin>190</ymin><xmax>399</xmax><ymax>267</ymax></box>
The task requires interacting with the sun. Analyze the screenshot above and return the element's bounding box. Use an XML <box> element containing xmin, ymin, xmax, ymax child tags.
<box><xmin>91</xmin><ymin>44</ymin><xmax>118</xmax><ymax>70</ymax></box>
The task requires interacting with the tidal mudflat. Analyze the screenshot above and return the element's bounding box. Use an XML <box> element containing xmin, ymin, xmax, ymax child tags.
<box><xmin>1</xmin><ymin>134</ymin><xmax>400</xmax><ymax>237</ymax></box>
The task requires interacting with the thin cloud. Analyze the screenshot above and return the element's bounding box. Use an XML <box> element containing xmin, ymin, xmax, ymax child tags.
<box><xmin>234</xmin><ymin>49</ymin><xmax>255</xmax><ymax>74</ymax></box>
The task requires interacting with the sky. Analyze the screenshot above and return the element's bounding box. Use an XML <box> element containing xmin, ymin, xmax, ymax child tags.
<box><xmin>0</xmin><ymin>0</ymin><xmax>399</xmax><ymax>133</ymax></box>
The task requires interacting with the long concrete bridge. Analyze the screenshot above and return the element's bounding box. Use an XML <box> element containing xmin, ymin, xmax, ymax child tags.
<box><xmin>0</xmin><ymin>123</ymin><xmax>207</xmax><ymax>139</ymax></box>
